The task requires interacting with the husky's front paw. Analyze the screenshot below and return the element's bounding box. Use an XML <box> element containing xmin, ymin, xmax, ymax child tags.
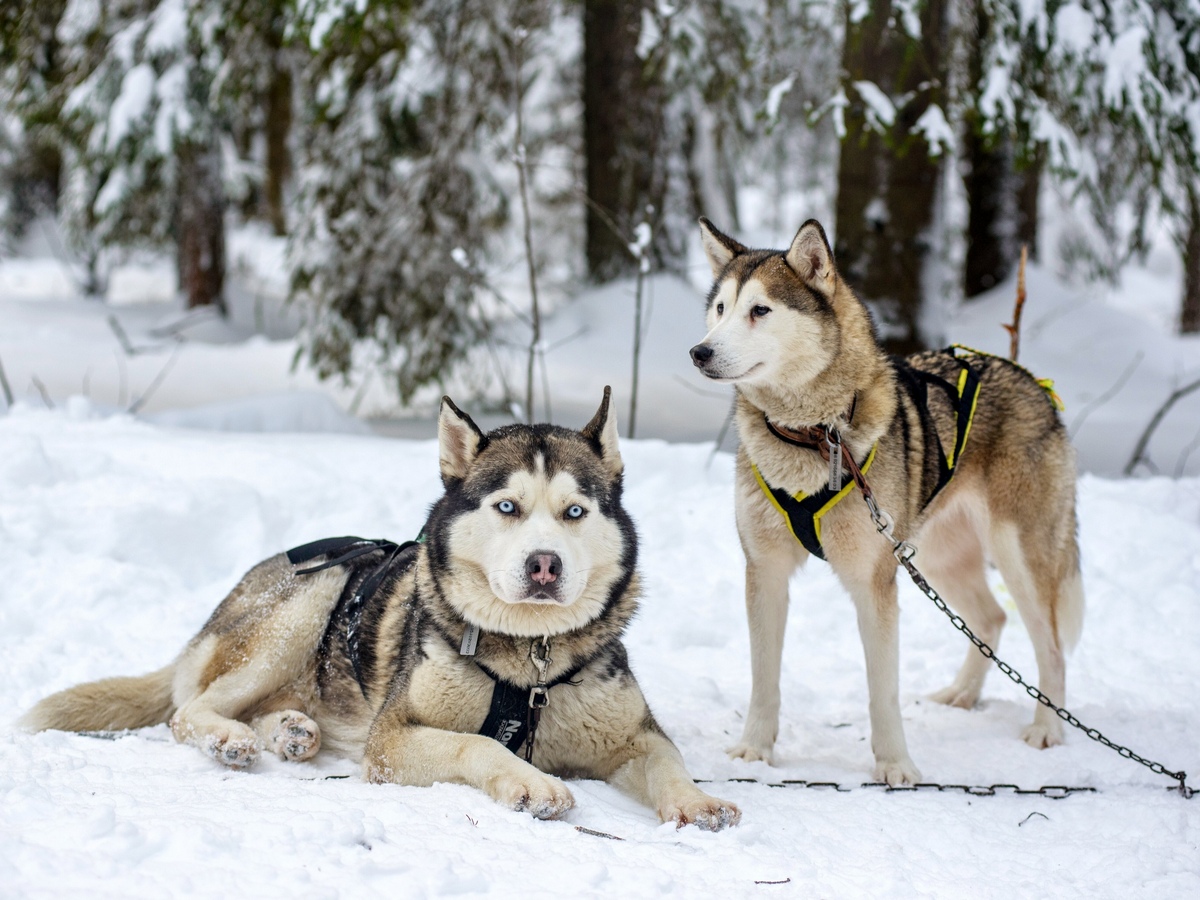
<box><xmin>661</xmin><ymin>794</ymin><xmax>741</xmax><ymax>831</ymax></box>
<box><xmin>489</xmin><ymin>770</ymin><xmax>575</xmax><ymax>820</ymax></box>
<box><xmin>1021</xmin><ymin>720</ymin><xmax>1064</xmax><ymax>749</ymax></box>
<box><xmin>873</xmin><ymin>757</ymin><xmax>921</xmax><ymax>787</ymax></box>
<box><xmin>724</xmin><ymin>739</ymin><xmax>772</xmax><ymax>768</ymax></box>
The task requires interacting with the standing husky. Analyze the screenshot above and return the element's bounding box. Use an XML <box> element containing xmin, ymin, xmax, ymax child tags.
<box><xmin>23</xmin><ymin>389</ymin><xmax>739</xmax><ymax>829</ymax></box>
<box><xmin>689</xmin><ymin>219</ymin><xmax>1083</xmax><ymax>785</ymax></box>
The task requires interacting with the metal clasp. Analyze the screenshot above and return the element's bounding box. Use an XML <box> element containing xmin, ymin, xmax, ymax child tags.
<box><xmin>826</xmin><ymin>427</ymin><xmax>843</xmax><ymax>491</ymax></box>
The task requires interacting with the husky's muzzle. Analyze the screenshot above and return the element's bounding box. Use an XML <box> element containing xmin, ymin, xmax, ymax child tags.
<box><xmin>522</xmin><ymin>550</ymin><xmax>564</xmax><ymax>603</ymax></box>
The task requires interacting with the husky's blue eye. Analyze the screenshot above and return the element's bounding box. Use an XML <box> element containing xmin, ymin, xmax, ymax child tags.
<box><xmin>716</xmin><ymin>302</ymin><xmax>724</xmax><ymax>315</ymax></box>
<box><xmin>497</xmin><ymin>500</ymin><xmax>518</xmax><ymax>515</ymax></box>
<box><xmin>566</xmin><ymin>504</ymin><xmax>585</xmax><ymax>520</ymax></box>
<box><xmin>752</xmin><ymin>305</ymin><xmax>771</xmax><ymax>318</ymax></box>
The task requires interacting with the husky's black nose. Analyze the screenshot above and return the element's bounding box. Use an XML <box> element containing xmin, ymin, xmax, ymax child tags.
<box><xmin>526</xmin><ymin>552</ymin><xmax>562</xmax><ymax>586</ymax></box>
<box><xmin>690</xmin><ymin>344</ymin><xmax>714</xmax><ymax>366</ymax></box>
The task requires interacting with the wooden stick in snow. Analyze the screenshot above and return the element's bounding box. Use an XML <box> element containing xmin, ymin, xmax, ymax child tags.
<box><xmin>1002</xmin><ymin>244</ymin><xmax>1028</xmax><ymax>361</ymax></box>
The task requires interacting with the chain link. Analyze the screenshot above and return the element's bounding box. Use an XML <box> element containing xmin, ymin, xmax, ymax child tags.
<box><xmin>694</xmin><ymin>778</ymin><xmax>1102</xmax><ymax>798</ymax></box>
<box><xmin>857</xmin><ymin>481</ymin><xmax>1195</xmax><ymax>799</ymax></box>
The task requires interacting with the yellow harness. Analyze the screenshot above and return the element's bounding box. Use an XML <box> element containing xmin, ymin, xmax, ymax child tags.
<box><xmin>751</xmin><ymin>347</ymin><xmax>989</xmax><ymax>560</ymax></box>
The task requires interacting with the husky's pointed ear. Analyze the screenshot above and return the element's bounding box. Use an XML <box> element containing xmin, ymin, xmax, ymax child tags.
<box><xmin>581</xmin><ymin>386</ymin><xmax>623</xmax><ymax>479</ymax></box>
<box><xmin>438</xmin><ymin>396</ymin><xmax>486</xmax><ymax>485</ymax></box>
<box><xmin>699</xmin><ymin>217</ymin><xmax>747</xmax><ymax>278</ymax></box>
<box><xmin>786</xmin><ymin>219</ymin><xmax>837</xmax><ymax>295</ymax></box>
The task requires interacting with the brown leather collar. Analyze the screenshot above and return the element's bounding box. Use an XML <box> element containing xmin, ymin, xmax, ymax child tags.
<box><xmin>763</xmin><ymin>396</ymin><xmax>857</xmax><ymax>460</ymax></box>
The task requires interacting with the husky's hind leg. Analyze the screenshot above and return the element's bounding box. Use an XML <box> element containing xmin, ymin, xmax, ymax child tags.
<box><xmin>170</xmin><ymin>633</ymin><xmax>317</xmax><ymax>768</ymax></box>
<box><xmin>170</xmin><ymin>559</ymin><xmax>343</xmax><ymax>767</ymax></box>
<box><xmin>921</xmin><ymin>502</ymin><xmax>1006</xmax><ymax>709</ymax></box>
<box><xmin>169</xmin><ymin>641</ymin><xmax>269</xmax><ymax>767</ymax></box>
<box><xmin>989</xmin><ymin>519</ymin><xmax>1083</xmax><ymax>748</ymax></box>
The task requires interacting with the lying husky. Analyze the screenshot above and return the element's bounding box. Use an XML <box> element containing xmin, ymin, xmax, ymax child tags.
<box><xmin>690</xmin><ymin>219</ymin><xmax>1084</xmax><ymax>785</ymax></box>
<box><xmin>23</xmin><ymin>389</ymin><xmax>739</xmax><ymax>829</ymax></box>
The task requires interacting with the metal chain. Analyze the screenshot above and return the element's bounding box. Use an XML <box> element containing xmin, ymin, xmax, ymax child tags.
<box><xmin>524</xmin><ymin>636</ymin><xmax>553</xmax><ymax>764</ymax></box>
<box><xmin>858</xmin><ymin>482</ymin><xmax>1195</xmax><ymax>800</ymax></box>
<box><xmin>694</xmin><ymin>778</ymin><xmax>1101</xmax><ymax>798</ymax></box>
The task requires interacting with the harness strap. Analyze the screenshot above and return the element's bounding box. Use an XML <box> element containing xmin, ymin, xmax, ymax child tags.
<box><xmin>290</xmin><ymin>535</ymin><xmax>421</xmax><ymax>697</ymax></box>
<box><xmin>751</xmin><ymin>444</ymin><xmax>878</xmax><ymax>561</ymax></box>
<box><xmin>903</xmin><ymin>357</ymin><xmax>981</xmax><ymax>505</ymax></box>
<box><xmin>476</xmin><ymin>659</ymin><xmax>584</xmax><ymax>756</ymax></box>
<box><xmin>287</xmin><ymin>536</ymin><xmax>403</xmax><ymax>573</ymax></box>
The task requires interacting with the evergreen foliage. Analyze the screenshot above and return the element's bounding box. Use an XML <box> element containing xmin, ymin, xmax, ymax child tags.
<box><xmin>289</xmin><ymin>0</ymin><xmax>561</xmax><ymax>403</ymax></box>
<box><xmin>2</xmin><ymin>0</ymin><xmax>1200</xmax><ymax>402</ymax></box>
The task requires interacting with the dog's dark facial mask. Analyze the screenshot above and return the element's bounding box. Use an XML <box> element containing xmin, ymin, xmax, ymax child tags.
<box><xmin>427</xmin><ymin>389</ymin><xmax>636</xmax><ymax>638</ymax></box>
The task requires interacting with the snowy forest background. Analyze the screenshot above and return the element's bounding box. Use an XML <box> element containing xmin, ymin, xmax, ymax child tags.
<box><xmin>2</xmin><ymin>0</ymin><xmax>1199</xmax><ymax>432</ymax></box>
<box><xmin>3</xmin><ymin>4</ymin><xmax>1200</xmax><ymax>894</ymax></box>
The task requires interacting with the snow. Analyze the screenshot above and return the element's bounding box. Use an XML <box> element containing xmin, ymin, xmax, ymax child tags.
<box><xmin>107</xmin><ymin>63</ymin><xmax>156</xmax><ymax>152</ymax></box>
<box><xmin>764</xmin><ymin>73</ymin><xmax>795</xmax><ymax>124</ymax></box>
<box><xmin>852</xmin><ymin>80</ymin><xmax>896</xmax><ymax>131</ymax></box>
<box><xmin>1</xmin><ymin>407</ymin><xmax>1197</xmax><ymax>896</ymax></box>
<box><xmin>913</xmin><ymin>104</ymin><xmax>954</xmax><ymax>157</ymax></box>
<box><xmin>2</xmin><ymin>208</ymin><xmax>1200</xmax><ymax>894</ymax></box>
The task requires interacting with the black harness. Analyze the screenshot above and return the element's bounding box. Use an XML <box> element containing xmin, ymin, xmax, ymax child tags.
<box><xmin>473</xmin><ymin>658</ymin><xmax>583</xmax><ymax>755</ymax></box>
<box><xmin>896</xmin><ymin>350</ymin><xmax>982</xmax><ymax>507</ymax></box>
<box><xmin>288</xmin><ymin>535</ymin><xmax>581</xmax><ymax>757</ymax></box>
<box><xmin>288</xmin><ymin>536</ymin><xmax>419</xmax><ymax>692</ymax></box>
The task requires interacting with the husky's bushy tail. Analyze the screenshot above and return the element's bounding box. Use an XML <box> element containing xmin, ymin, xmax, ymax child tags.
<box><xmin>21</xmin><ymin>665</ymin><xmax>176</xmax><ymax>733</ymax></box>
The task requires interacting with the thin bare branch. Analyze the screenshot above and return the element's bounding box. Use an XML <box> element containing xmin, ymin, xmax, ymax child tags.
<box><xmin>576</xmin><ymin>190</ymin><xmax>640</xmax><ymax>261</ymax></box>
<box><xmin>1068</xmin><ymin>350</ymin><xmax>1143</xmax><ymax>438</ymax></box>
<box><xmin>128</xmin><ymin>340</ymin><xmax>184</xmax><ymax>414</ymax></box>
<box><xmin>672</xmin><ymin>374</ymin><xmax>731</xmax><ymax>399</ymax></box>
<box><xmin>1174</xmin><ymin>424</ymin><xmax>1200</xmax><ymax>477</ymax></box>
<box><xmin>0</xmin><ymin>351</ymin><xmax>13</xmax><ymax>408</ymax></box>
<box><xmin>31</xmin><ymin>375</ymin><xmax>54</xmax><ymax>408</ymax></box>
<box><xmin>1124</xmin><ymin>375</ymin><xmax>1200</xmax><ymax>475</ymax></box>
<box><xmin>707</xmin><ymin>396</ymin><xmax>737</xmax><ymax>470</ymax></box>
<box><xmin>107</xmin><ymin>314</ymin><xmax>138</xmax><ymax>356</ymax></box>
<box><xmin>348</xmin><ymin>370</ymin><xmax>374</xmax><ymax>417</ymax></box>
<box><xmin>511</xmin><ymin>32</ymin><xmax>542</xmax><ymax>424</ymax></box>
<box><xmin>543</xmin><ymin>326</ymin><xmax>588</xmax><ymax>353</ymax></box>
<box><xmin>629</xmin><ymin>233</ymin><xmax>649</xmax><ymax>438</ymax></box>
<box><xmin>1001</xmin><ymin>244</ymin><xmax>1028</xmax><ymax>361</ymax></box>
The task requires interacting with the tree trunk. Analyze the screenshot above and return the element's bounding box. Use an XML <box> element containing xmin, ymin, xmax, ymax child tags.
<box><xmin>1014</xmin><ymin>145</ymin><xmax>1042</xmax><ymax>262</ymax></box>
<box><xmin>176</xmin><ymin>138</ymin><xmax>226</xmax><ymax>311</ymax></box>
<box><xmin>834</xmin><ymin>0</ymin><xmax>950</xmax><ymax>355</ymax></box>
<box><xmin>964</xmin><ymin>130</ymin><xmax>1013</xmax><ymax>297</ymax></box>
<box><xmin>1182</xmin><ymin>191</ymin><xmax>1200</xmax><ymax>334</ymax></box>
<box><xmin>582</xmin><ymin>0</ymin><xmax>669</xmax><ymax>281</ymax></box>
<box><xmin>962</xmin><ymin>2</ymin><xmax>1013</xmax><ymax>298</ymax></box>
<box><xmin>262</xmin><ymin>15</ymin><xmax>291</xmax><ymax>237</ymax></box>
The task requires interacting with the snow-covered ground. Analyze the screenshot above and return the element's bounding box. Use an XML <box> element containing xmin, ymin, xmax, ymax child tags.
<box><xmin>0</xmin><ymin>409</ymin><xmax>1197</xmax><ymax>897</ymax></box>
<box><xmin>2</xmin><ymin>216</ymin><xmax>1199</xmax><ymax>896</ymax></box>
